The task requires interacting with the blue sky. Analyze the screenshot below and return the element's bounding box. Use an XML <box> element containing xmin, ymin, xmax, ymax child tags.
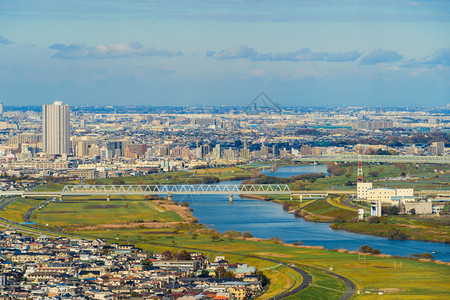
<box><xmin>0</xmin><ymin>0</ymin><xmax>449</xmax><ymax>107</ymax></box>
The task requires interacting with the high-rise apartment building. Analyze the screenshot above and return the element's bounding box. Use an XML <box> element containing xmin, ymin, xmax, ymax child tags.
<box><xmin>43</xmin><ymin>101</ymin><xmax>70</xmax><ymax>155</ymax></box>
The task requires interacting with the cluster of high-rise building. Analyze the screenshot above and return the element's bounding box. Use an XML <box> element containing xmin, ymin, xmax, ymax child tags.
<box><xmin>0</xmin><ymin>102</ymin><xmax>447</xmax><ymax>179</ymax></box>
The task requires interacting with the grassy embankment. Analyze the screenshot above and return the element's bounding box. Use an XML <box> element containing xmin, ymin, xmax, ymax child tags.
<box><xmin>332</xmin><ymin>215</ymin><xmax>450</xmax><ymax>244</ymax></box>
<box><xmin>297</xmin><ymin>198</ymin><xmax>357</xmax><ymax>222</ymax></box>
<box><xmin>0</xmin><ymin>198</ymin><xmax>34</xmax><ymax>223</ymax></box>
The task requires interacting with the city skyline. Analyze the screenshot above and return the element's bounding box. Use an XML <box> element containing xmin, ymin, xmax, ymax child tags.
<box><xmin>0</xmin><ymin>1</ymin><xmax>449</xmax><ymax>107</ymax></box>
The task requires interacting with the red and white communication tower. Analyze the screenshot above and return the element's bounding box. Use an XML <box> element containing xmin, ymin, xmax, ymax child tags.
<box><xmin>357</xmin><ymin>146</ymin><xmax>364</xmax><ymax>183</ymax></box>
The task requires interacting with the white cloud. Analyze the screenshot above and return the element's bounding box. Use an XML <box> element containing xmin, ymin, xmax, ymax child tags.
<box><xmin>360</xmin><ymin>49</ymin><xmax>403</xmax><ymax>65</ymax></box>
<box><xmin>292</xmin><ymin>69</ymin><xmax>319</xmax><ymax>79</ymax></box>
<box><xmin>207</xmin><ymin>45</ymin><xmax>361</xmax><ymax>62</ymax></box>
<box><xmin>49</xmin><ymin>42</ymin><xmax>183</xmax><ymax>59</ymax></box>
<box><xmin>248</xmin><ymin>69</ymin><xmax>266</xmax><ymax>77</ymax></box>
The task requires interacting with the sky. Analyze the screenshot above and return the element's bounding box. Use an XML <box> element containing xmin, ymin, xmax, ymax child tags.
<box><xmin>0</xmin><ymin>0</ymin><xmax>449</xmax><ymax>107</ymax></box>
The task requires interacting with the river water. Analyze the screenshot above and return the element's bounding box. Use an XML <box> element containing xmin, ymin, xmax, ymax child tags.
<box><xmin>174</xmin><ymin>165</ymin><xmax>450</xmax><ymax>261</ymax></box>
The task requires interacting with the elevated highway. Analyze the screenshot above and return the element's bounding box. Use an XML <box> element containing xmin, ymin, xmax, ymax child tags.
<box><xmin>294</xmin><ymin>154</ymin><xmax>449</xmax><ymax>164</ymax></box>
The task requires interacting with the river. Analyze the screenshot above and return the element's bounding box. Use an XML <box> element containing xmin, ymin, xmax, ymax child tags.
<box><xmin>173</xmin><ymin>164</ymin><xmax>450</xmax><ymax>261</ymax></box>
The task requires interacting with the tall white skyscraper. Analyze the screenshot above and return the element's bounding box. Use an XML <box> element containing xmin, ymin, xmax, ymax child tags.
<box><xmin>43</xmin><ymin>101</ymin><xmax>70</xmax><ymax>155</ymax></box>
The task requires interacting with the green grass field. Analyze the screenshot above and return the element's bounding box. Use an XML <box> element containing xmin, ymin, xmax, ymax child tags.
<box><xmin>333</xmin><ymin>215</ymin><xmax>450</xmax><ymax>243</ymax></box>
<box><xmin>301</xmin><ymin>199</ymin><xmax>357</xmax><ymax>221</ymax></box>
<box><xmin>31</xmin><ymin>198</ymin><xmax>184</xmax><ymax>228</ymax></box>
<box><xmin>0</xmin><ymin>198</ymin><xmax>33</xmax><ymax>223</ymax></box>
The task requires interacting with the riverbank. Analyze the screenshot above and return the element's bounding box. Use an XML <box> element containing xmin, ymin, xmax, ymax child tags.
<box><xmin>246</xmin><ymin>192</ymin><xmax>450</xmax><ymax>245</ymax></box>
<box><xmin>331</xmin><ymin>215</ymin><xmax>450</xmax><ymax>244</ymax></box>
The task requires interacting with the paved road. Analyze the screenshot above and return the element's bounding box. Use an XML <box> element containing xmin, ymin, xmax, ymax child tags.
<box><xmin>252</xmin><ymin>257</ymin><xmax>312</xmax><ymax>299</ymax></box>
<box><xmin>23</xmin><ymin>197</ymin><xmax>55</xmax><ymax>223</ymax></box>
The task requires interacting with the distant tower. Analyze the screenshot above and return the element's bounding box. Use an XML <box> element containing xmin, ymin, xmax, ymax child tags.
<box><xmin>0</xmin><ymin>103</ymin><xmax>3</xmax><ymax>116</ymax></box>
<box><xmin>357</xmin><ymin>146</ymin><xmax>364</xmax><ymax>183</ymax></box>
<box><xmin>43</xmin><ymin>101</ymin><xmax>70</xmax><ymax>155</ymax></box>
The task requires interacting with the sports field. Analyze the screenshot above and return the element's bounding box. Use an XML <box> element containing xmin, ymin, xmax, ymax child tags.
<box><xmin>31</xmin><ymin>197</ymin><xmax>184</xmax><ymax>228</ymax></box>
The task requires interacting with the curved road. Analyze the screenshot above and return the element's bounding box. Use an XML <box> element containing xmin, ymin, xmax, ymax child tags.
<box><xmin>296</xmin><ymin>263</ymin><xmax>357</xmax><ymax>300</ymax></box>
<box><xmin>23</xmin><ymin>197</ymin><xmax>55</xmax><ymax>222</ymax></box>
<box><xmin>251</xmin><ymin>256</ymin><xmax>312</xmax><ymax>299</ymax></box>
<box><xmin>0</xmin><ymin>196</ymin><xmax>356</xmax><ymax>300</ymax></box>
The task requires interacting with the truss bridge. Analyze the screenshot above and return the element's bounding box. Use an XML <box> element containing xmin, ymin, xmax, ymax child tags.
<box><xmin>62</xmin><ymin>184</ymin><xmax>291</xmax><ymax>195</ymax></box>
<box><xmin>1</xmin><ymin>184</ymin><xmax>292</xmax><ymax>203</ymax></box>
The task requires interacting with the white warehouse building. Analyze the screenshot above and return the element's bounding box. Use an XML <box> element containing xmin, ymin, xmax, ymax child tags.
<box><xmin>357</xmin><ymin>182</ymin><xmax>414</xmax><ymax>204</ymax></box>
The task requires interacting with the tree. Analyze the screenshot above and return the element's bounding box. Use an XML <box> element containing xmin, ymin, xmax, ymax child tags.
<box><xmin>367</xmin><ymin>216</ymin><xmax>380</xmax><ymax>223</ymax></box>
<box><xmin>388</xmin><ymin>229</ymin><xmax>407</xmax><ymax>240</ymax></box>
<box><xmin>359</xmin><ymin>245</ymin><xmax>381</xmax><ymax>254</ymax></box>
<box><xmin>211</xmin><ymin>234</ymin><xmax>221</xmax><ymax>242</ymax></box>
<box><xmin>214</xmin><ymin>267</ymin><xmax>235</xmax><ymax>279</ymax></box>
<box><xmin>161</xmin><ymin>250</ymin><xmax>173</xmax><ymax>260</ymax></box>
<box><xmin>412</xmin><ymin>253</ymin><xmax>434</xmax><ymax>260</ymax></box>
<box><xmin>243</xmin><ymin>232</ymin><xmax>253</xmax><ymax>238</ymax></box>
<box><xmin>215</xmin><ymin>265</ymin><xmax>226</xmax><ymax>278</ymax></box>
<box><xmin>368</xmin><ymin>171</ymin><xmax>379</xmax><ymax>177</ymax></box>
<box><xmin>257</xmin><ymin>271</ymin><xmax>270</xmax><ymax>286</ymax></box>
<box><xmin>112</xmin><ymin>178</ymin><xmax>126</xmax><ymax>185</ymax></box>
<box><xmin>409</xmin><ymin>208</ymin><xmax>416</xmax><ymax>215</ymax></box>
<box><xmin>359</xmin><ymin>245</ymin><xmax>374</xmax><ymax>253</ymax></box>
<box><xmin>382</xmin><ymin>206</ymin><xmax>399</xmax><ymax>216</ymax></box>
<box><xmin>175</xmin><ymin>250</ymin><xmax>191</xmax><ymax>261</ymax></box>
<box><xmin>142</xmin><ymin>259</ymin><xmax>153</xmax><ymax>270</ymax></box>
<box><xmin>202</xmin><ymin>176</ymin><xmax>220</xmax><ymax>184</ymax></box>
<box><xmin>420</xmin><ymin>253</ymin><xmax>434</xmax><ymax>260</ymax></box>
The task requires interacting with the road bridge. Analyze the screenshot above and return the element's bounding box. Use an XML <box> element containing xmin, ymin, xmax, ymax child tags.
<box><xmin>294</xmin><ymin>154</ymin><xmax>449</xmax><ymax>164</ymax></box>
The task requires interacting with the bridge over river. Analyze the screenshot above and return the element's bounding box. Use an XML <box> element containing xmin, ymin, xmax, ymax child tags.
<box><xmin>0</xmin><ymin>184</ymin><xmax>356</xmax><ymax>202</ymax></box>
